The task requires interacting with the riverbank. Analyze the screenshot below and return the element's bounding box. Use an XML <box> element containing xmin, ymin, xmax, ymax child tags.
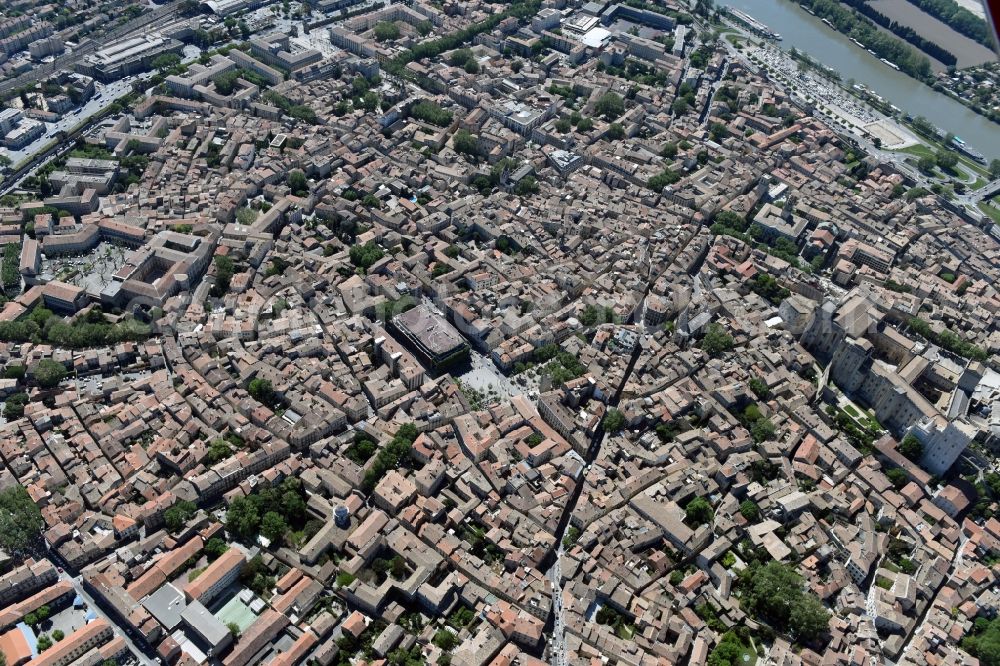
<box><xmin>740</xmin><ymin>40</ymin><xmax>919</xmax><ymax>149</ymax></box>
<box><xmin>726</xmin><ymin>28</ymin><xmax>994</xmax><ymax>214</ymax></box>
<box><xmin>717</xmin><ymin>0</ymin><xmax>1000</xmax><ymax>161</ymax></box>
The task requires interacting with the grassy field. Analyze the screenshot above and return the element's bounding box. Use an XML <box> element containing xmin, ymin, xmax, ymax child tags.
<box><xmin>894</xmin><ymin>141</ymin><xmax>990</xmax><ymax>179</ymax></box>
<box><xmin>898</xmin><ymin>143</ymin><xmax>935</xmax><ymax>159</ymax></box>
<box><xmin>978</xmin><ymin>201</ymin><xmax>1000</xmax><ymax>224</ymax></box>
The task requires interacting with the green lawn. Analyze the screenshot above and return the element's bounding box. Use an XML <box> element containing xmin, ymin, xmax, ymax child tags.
<box><xmin>616</xmin><ymin>623</ymin><xmax>636</xmax><ymax>640</ymax></box>
<box><xmin>894</xmin><ymin>140</ymin><xmax>989</xmax><ymax>178</ymax></box>
<box><xmin>979</xmin><ymin>202</ymin><xmax>1000</xmax><ymax>224</ymax></box>
<box><xmin>896</xmin><ymin>143</ymin><xmax>935</xmax><ymax>160</ymax></box>
<box><xmin>956</xmin><ymin>153</ymin><xmax>989</xmax><ymax>177</ymax></box>
<box><xmin>744</xmin><ymin>636</ymin><xmax>762</xmax><ymax>666</ymax></box>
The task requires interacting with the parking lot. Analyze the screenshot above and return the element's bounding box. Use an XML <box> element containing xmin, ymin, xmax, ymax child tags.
<box><xmin>743</xmin><ymin>41</ymin><xmax>918</xmax><ymax>149</ymax></box>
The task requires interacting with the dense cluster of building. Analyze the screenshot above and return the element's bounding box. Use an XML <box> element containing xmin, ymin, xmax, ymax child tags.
<box><xmin>0</xmin><ymin>1</ymin><xmax>998</xmax><ymax>666</ymax></box>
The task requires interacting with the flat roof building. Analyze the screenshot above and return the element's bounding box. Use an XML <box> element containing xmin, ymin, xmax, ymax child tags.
<box><xmin>78</xmin><ymin>35</ymin><xmax>184</xmax><ymax>82</ymax></box>
<box><xmin>181</xmin><ymin>600</ymin><xmax>232</xmax><ymax>653</ymax></box>
<box><xmin>392</xmin><ymin>305</ymin><xmax>469</xmax><ymax>369</ymax></box>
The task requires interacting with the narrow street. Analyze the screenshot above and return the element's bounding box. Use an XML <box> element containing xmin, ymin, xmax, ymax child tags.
<box><xmin>40</xmin><ymin>545</ymin><xmax>158</xmax><ymax>666</ymax></box>
<box><xmin>544</xmin><ymin>227</ymin><xmax>700</xmax><ymax>664</ymax></box>
<box><xmin>65</xmin><ymin>573</ymin><xmax>158</xmax><ymax>666</ymax></box>
<box><xmin>547</xmin><ymin>544</ymin><xmax>566</xmax><ymax>666</ymax></box>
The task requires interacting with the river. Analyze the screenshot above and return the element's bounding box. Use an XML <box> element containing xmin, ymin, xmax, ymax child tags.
<box><xmin>718</xmin><ymin>0</ymin><xmax>1000</xmax><ymax>161</ymax></box>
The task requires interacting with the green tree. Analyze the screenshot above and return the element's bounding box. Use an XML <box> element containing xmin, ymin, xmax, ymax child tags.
<box><xmin>751</xmin><ymin>418</ymin><xmax>776</xmax><ymax>443</ymax></box>
<box><xmin>410</xmin><ymin>100</ymin><xmax>453</xmax><ymax>127</ymax></box>
<box><xmin>281</xmin><ymin>488</ymin><xmax>307</xmax><ymax>521</ymax></box>
<box><xmin>362</xmin><ymin>90</ymin><xmax>379</xmax><ymax>112</ymax></box>
<box><xmin>749</xmin><ymin>377</ymin><xmax>771</xmax><ymax>400</ymax></box>
<box><xmin>453</xmin><ymin>129</ymin><xmax>479</xmax><ymax>157</ymax></box>
<box><xmin>739</xmin><ymin>500</ymin><xmax>760</xmax><ymax>522</ymax></box>
<box><xmin>989</xmin><ymin>159</ymin><xmax>1000</xmax><ymax>179</ymax></box>
<box><xmin>685</xmin><ymin>497</ymin><xmax>714</xmax><ymax>527</ymax></box>
<box><xmin>52</xmin><ymin>629</ymin><xmax>64</xmax><ymax>641</ymax></box>
<box><xmin>708</xmin><ymin>631</ymin><xmax>747</xmax><ymax>666</ymax></box>
<box><xmin>648</xmin><ymin>168</ymin><xmax>680</xmax><ymax>191</ymax></box>
<box><xmin>3</xmin><ymin>393</ymin><xmax>28</xmax><ymax>420</ymax></box>
<box><xmin>789</xmin><ymin>593</ymin><xmax>830</xmax><ymax>642</ymax></box>
<box><xmin>211</xmin><ymin>255</ymin><xmax>235</xmax><ymax>297</ymax></box>
<box><xmin>433</xmin><ymin>629</ymin><xmax>459</xmax><ymax>650</ymax></box>
<box><xmin>935</xmin><ymin>150</ymin><xmax>958</xmax><ymax>171</ymax></box>
<box><xmin>917</xmin><ymin>155</ymin><xmax>936</xmax><ymax>173</ymax></box>
<box><xmin>606</xmin><ymin>123</ymin><xmax>625</xmax><ymax>140</ymax></box>
<box><xmin>579</xmin><ymin>304</ymin><xmax>616</xmax><ymax>326</ymax></box>
<box><xmin>33</xmin><ymin>359</ymin><xmax>66</xmax><ymax>388</ymax></box>
<box><xmin>0</xmin><ymin>486</ymin><xmax>43</xmax><ymax>553</ymax></box>
<box><xmin>352</xmin><ymin>75</ymin><xmax>370</xmax><ymax>95</ymax></box>
<box><xmin>213</xmin><ymin>69</ymin><xmax>241</xmax><ymax>95</ymax></box>
<box><xmin>248</xmin><ymin>378</ymin><xmax>275</xmax><ymax>406</ymax></box>
<box><xmin>349</xmin><ymin>241</ymin><xmax>385</xmax><ymax>271</ymax></box>
<box><xmin>899</xmin><ymin>434</ymin><xmax>923</xmax><ymax>461</ymax></box>
<box><xmin>226</xmin><ymin>496</ymin><xmax>260</xmax><ymax>540</ymax></box>
<box><xmin>700</xmin><ymin>323</ymin><xmax>733</xmax><ymax>356</ymax></box>
<box><xmin>287</xmin><ymin>170</ymin><xmax>308</xmax><ymax>196</ymax></box>
<box><xmin>577</xmin><ymin>117</ymin><xmax>594</xmax><ymax>131</ymax></box>
<box><xmin>514</xmin><ymin>176</ymin><xmax>539</xmax><ymax>196</ymax></box>
<box><xmin>151</xmin><ymin>53</ymin><xmax>182</xmax><ymax>71</ymax></box>
<box><xmin>886</xmin><ymin>467</ymin><xmax>909</xmax><ymax>489</ymax></box>
<box><xmin>226</xmin><ymin>622</ymin><xmax>241</xmax><ymax>638</ymax></box>
<box><xmin>604</xmin><ymin>408</ymin><xmax>626</xmax><ymax>432</ymax></box>
<box><xmin>361</xmin><ymin>424</ymin><xmax>418</xmax><ymax>492</ymax></box>
<box><xmin>963</xmin><ymin>617</ymin><xmax>1000</xmax><ymax>666</ymax></box>
<box><xmin>448</xmin><ymin>48</ymin><xmax>474</xmax><ymax>68</ymax></box>
<box><xmin>235</xmin><ymin>207</ymin><xmax>257</xmax><ymax>226</ymax></box>
<box><xmin>739</xmin><ymin>561</ymin><xmax>829</xmax><ymax>642</ymax></box>
<box><xmin>204</xmin><ymin>537</ymin><xmax>228</xmax><ymax>560</ymax></box>
<box><xmin>164</xmin><ymin>500</ymin><xmax>196</xmax><ymax>532</ymax></box>
<box><xmin>240</xmin><ymin>554</ymin><xmax>274</xmax><ymax>595</ymax></box>
<box><xmin>260</xmin><ymin>511</ymin><xmax>287</xmax><ymax>542</ymax></box>
<box><xmin>373</xmin><ymin>21</ymin><xmax>400</xmax><ymax>41</ymax></box>
<box><xmin>206</xmin><ymin>439</ymin><xmax>233</xmax><ymax>464</ymax></box>
<box><xmin>595</xmin><ymin>92</ymin><xmax>624</xmax><ymax>120</ymax></box>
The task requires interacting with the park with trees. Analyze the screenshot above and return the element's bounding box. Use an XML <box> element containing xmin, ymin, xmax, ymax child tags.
<box><xmin>226</xmin><ymin>477</ymin><xmax>312</xmax><ymax>546</ymax></box>
<box><xmin>738</xmin><ymin>561</ymin><xmax>830</xmax><ymax>643</ymax></box>
<box><xmin>0</xmin><ymin>485</ymin><xmax>44</xmax><ymax>554</ymax></box>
